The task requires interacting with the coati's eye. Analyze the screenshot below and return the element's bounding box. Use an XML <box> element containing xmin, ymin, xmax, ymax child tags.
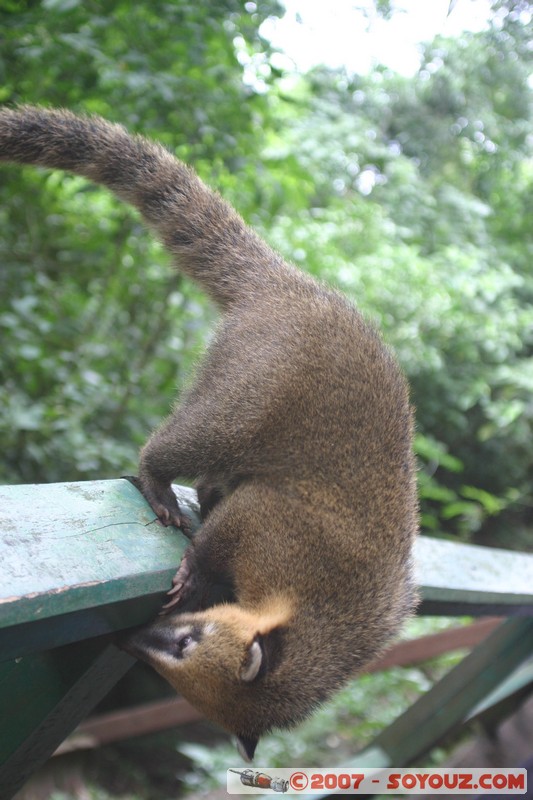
<box><xmin>177</xmin><ymin>633</ymin><xmax>193</xmax><ymax>654</ymax></box>
<box><xmin>172</xmin><ymin>624</ymin><xmax>202</xmax><ymax>659</ymax></box>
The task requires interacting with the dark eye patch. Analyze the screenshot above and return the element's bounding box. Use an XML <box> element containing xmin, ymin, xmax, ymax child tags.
<box><xmin>174</xmin><ymin>624</ymin><xmax>203</xmax><ymax>659</ymax></box>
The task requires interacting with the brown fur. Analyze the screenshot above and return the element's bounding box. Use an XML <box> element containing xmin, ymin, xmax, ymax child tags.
<box><xmin>0</xmin><ymin>106</ymin><xmax>419</xmax><ymax>757</ymax></box>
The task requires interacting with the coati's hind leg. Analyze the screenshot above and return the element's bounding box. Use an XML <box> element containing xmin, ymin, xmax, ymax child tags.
<box><xmin>161</xmin><ymin>500</ymin><xmax>239</xmax><ymax>614</ymax></box>
<box><xmin>155</xmin><ymin>482</ymin><xmax>225</xmax><ymax>612</ymax></box>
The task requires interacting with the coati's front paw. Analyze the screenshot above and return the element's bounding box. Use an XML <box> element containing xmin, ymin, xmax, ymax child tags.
<box><xmin>160</xmin><ymin>551</ymin><xmax>196</xmax><ymax>614</ymax></box>
<box><xmin>147</xmin><ymin>487</ymin><xmax>186</xmax><ymax>531</ymax></box>
<box><xmin>126</xmin><ymin>475</ymin><xmax>190</xmax><ymax>533</ymax></box>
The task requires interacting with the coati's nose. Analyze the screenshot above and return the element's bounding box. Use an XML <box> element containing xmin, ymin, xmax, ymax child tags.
<box><xmin>118</xmin><ymin>623</ymin><xmax>168</xmax><ymax>660</ymax></box>
<box><xmin>119</xmin><ymin>620</ymin><xmax>200</xmax><ymax>661</ymax></box>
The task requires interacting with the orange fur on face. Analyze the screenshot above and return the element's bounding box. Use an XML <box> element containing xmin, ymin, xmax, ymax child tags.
<box><xmin>201</xmin><ymin>595</ymin><xmax>294</xmax><ymax>640</ymax></box>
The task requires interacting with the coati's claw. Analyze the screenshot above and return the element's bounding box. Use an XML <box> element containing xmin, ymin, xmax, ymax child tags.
<box><xmin>179</xmin><ymin>515</ymin><xmax>193</xmax><ymax>537</ymax></box>
<box><xmin>159</xmin><ymin>552</ymin><xmax>194</xmax><ymax>614</ymax></box>
<box><xmin>166</xmin><ymin>581</ymin><xmax>184</xmax><ymax>596</ymax></box>
<box><xmin>150</xmin><ymin>495</ymin><xmax>193</xmax><ymax>537</ymax></box>
<box><xmin>152</xmin><ymin>501</ymin><xmax>182</xmax><ymax>529</ymax></box>
<box><xmin>126</xmin><ymin>475</ymin><xmax>186</xmax><ymax>530</ymax></box>
<box><xmin>159</xmin><ymin>590</ymin><xmax>186</xmax><ymax>614</ymax></box>
<box><xmin>160</xmin><ymin>596</ymin><xmax>181</xmax><ymax>613</ymax></box>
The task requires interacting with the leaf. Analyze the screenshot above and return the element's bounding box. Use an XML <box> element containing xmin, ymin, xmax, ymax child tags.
<box><xmin>460</xmin><ymin>485</ymin><xmax>505</xmax><ymax>515</ymax></box>
<box><xmin>440</xmin><ymin>501</ymin><xmax>480</xmax><ymax>520</ymax></box>
<box><xmin>414</xmin><ymin>435</ymin><xmax>464</xmax><ymax>474</ymax></box>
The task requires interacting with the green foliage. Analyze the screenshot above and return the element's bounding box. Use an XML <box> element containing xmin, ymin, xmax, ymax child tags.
<box><xmin>0</xmin><ymin>0</ymin><xmax>281</xmax><ymax>482</ymax></box>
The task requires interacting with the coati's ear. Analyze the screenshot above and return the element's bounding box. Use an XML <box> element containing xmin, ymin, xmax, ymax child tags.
<box><xmin>236</xmin><ymin>734</ymin><xmax>259</xmax><ymax>762</ymax></box>
<box><xmin>239</xmin><ymin>637</ymin><xmax>263</xmax><ymax>682</ymax></box>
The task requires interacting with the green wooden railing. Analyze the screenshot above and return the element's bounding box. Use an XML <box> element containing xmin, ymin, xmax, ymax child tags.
<box><xmin>1</xmin><ymin>479</ymin><xmax>533</xmax><ymax>800</ymax></box>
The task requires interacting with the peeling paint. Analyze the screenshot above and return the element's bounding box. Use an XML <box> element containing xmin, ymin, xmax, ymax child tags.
<box><xmin>1</xmin><ymin>580</ymin><xmax>105</xmax><ymax>605</ymax></box>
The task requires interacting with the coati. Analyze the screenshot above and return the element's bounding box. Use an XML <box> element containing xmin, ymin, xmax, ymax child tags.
<box><xmin>0</xmin><ymin>106</ymin><xmax>418</xmax><ymax>760</ymax></box>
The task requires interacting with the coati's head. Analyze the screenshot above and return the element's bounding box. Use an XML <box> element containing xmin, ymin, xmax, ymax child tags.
<box><xmin>121</xmin><ymin>597</ymin><xmax>297</xmax><ymax>761</ymax></box>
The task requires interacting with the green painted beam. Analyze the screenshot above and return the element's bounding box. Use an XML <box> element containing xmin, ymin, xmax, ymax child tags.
<box><xmin>0</xmin><ymin>478</ymin><xmax>198</xmax><ymax>625</ymax></box>
<box><xmin>0</xmin><ymin>479</ymin><xmax>202</xmax><ymax>798</ymax></box>
<box><xmin>1</xmin><ymin>480</ymin><xmax>533</xmax><ymax>663</ymax></box>
<box><xmin>466</xmin><ymin>659</ymin><xmax>533</xmax><ymax>736</ymax></box>
<box><xmin>0</xmin><ymin>639</ymin><xmax>134</xmax><ymax>800</ymax></box>
<box><xmin>0</xmin><ymin>479</ymin><xmax>200</xmax><ymax>661</ymax></box>
<box><xmin>372</xmin><ymin>617</ymin><xmax>533</xmax><ymax>764</ymax></box>
<box><xmin>415</xmin><ymin>536</ymin><xmax>533</xmax><ymax>615</ymax></box>
<box><xmin>467</xmin><ymin>657</ymin><xmax>533</xmax><ymax>719</ymax></box>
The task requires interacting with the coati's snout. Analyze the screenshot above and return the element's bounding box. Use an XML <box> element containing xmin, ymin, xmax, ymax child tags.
<box><xmin>120</xmin><ymin>598</ymin><xmax>294</xmax><ymax>760</ymax></box>
<box><xmin>121</xmin><ymin>617</ymin><xmax>208</xmax><ymax>664</ymax></box>
<box><xmin>121</xmin><ymin>611</ymin><xmax>263</xmax><ymax>683</ymax></box>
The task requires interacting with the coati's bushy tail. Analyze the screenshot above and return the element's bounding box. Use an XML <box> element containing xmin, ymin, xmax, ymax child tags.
<box><xmin>0</xmin><ymin>105</ymin><xmax>284</xmax><ymax>308</ymax></box>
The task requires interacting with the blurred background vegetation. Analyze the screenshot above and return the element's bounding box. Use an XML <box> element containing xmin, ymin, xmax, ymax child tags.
<box><xmin>1</xmin><ymin>0</ymin><xmax>532</xmax><ymax>797</ymax></box>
